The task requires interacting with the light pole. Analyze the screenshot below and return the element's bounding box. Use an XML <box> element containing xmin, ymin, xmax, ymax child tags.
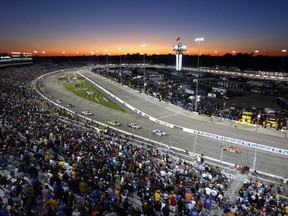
<box><xmin>256</xmin><ymin>113</ymin><xmax>261</xmax><ymax>132</ymax></box>
<box><xmin>220</xmin><ymin>144</ymin><xmax>224</xmax><ymax>167</ymax></box>
<box><xmin>105</xmin><ymin>49</ymin><xmax>108</xmax><ymax>64</ymax></box>
<box><xmin>254</xmin><ymin>50</ymin><xmax>259</xmax><ymax>70</ymax></box>
<box><xmin>141</xmin><ymin>43</ymin><xmax>146</xmax><ymax>94</ymax></box>
<box><xmin>252</xmin><ymin>144</ymin><xmax>258</xmax><ymax>171</ymax></box>
<box><xmin>90</xmin><ymin>51</ymin><xmax>95</xmax><ymax>65</ymax></box>
<box><xmin>232</xmin><ymin>50</ymin><xmax>236</xmax><ymax>66</ymax></box>
<box><xmin>41</xmin><ymin>51</ymin><xmax>46</xmax><ymax>62</ymax></box>
<box><xmin>194</xmin><ymin>37</ymin><xmax>204</xmax><ymax>112</ymax></box>
<box><xmin>193</xmin><ymin>133</ymin><xmax>198</xmax><ymax>154</ymax></box>
<box><xmin>105</xmin><ymin>49</ymin><xmax>108</xmax><ymax>77</ymax></box>
<box><xmin>214</xmin><ymin>51</ymin><xmax>218</xmax><ymax>66</ymax></box>
<box><xmin>95</xmin><ymin>50</ymin><xmax>99</xmax><ymax>65</ymax></box>
<box><xmin>281</xmin><ymin>49</ymin><xmax>287</xmax><ymax>72</ymax></box>
<box><xmin>33</xmin><ymin>50</ymin><xmax>38</xmax><ymax>61</ymax></box>
<box><xmin>119</xmin><ymin>47</ymin><xmax>123</xmax><ymax>84</ymax></box>
<box><xmin>149</xmin><ymin>120</ymin><xmax>157</xmax><ymax>143</ymax></box>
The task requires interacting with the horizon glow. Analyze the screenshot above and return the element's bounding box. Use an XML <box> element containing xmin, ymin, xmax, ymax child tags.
<box><xmin>0</xmin><ymin>0</ymin><xmax>287</xmax><ymax>57</ymax></box>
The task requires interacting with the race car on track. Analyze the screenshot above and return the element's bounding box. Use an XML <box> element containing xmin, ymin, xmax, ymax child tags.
<box><xmin>107</xmin><ymin>120</ymin><xmax>121</xmax><ymax>126</ymax></box>
<box><xmin>221</xmin><ymin>145</ymin><xmax>241</xmax><ymax>154</ymax></box>
<box><xmin>82</xmin><ymin>110</ymin><xmax>93</xmax><ymax>116</ymax></box>
<box><xmin>152</xmin><ymin>129</ymin><xmax>167</xmax><ymax>137</ymax></box>
<box><xmin>127</xmin><ymin>123</ymin><xmax>141</xmax><ymax>129</ymax></box>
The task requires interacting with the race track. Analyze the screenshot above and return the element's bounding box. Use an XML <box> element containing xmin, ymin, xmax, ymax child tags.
<box><xmin>38</xmin><ymin>67</ymin><xmax>288</xmax><ymax>178</ymax></box>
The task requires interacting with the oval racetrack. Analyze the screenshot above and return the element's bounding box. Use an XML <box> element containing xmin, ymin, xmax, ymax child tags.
<box><xmin>39</xmin><ymin>67</ymin><xmax>288</xmax><ymax>178</ymax></box>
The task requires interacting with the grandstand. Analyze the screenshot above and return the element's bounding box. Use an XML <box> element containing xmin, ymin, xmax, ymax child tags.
<box><xmin>0</xmin><ymin>53</ymin><xmax>33</xmax><ymax>68</ymax></box>
<box><xmin>0</xmin><ymin>63</ymin><xmax>287</xmax><ymax>215</ymax></box>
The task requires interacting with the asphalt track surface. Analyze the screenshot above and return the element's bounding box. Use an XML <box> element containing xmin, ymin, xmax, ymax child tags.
<box><xmin>39</xmin><ymin>67</ymin><xmax>288</xmax><ymax>178</ymax></box>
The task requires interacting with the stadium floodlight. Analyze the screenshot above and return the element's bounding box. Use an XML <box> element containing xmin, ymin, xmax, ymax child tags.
<box><xmin>195</xmin><ymin>37</ymin><xmax>204</xmax><ymax>42</ymax></box>
<box><xmin>281</xmin><ymin>49</ymin><xmax>287</xmax><ymax>72</ymax></box>
<box><xmin>194</xmin><ymin>36</ymin><xmax>204</xmax><ymax>112</ymax></box>
<box><xmin>141</xmin><ymin>43</ymin><xmax>146</xmax><ymax>93</ymax></box>
<box><xmin>119</xmin><ymin>47</ymin><xmax>123</xmax><ymax>84</ymax></box>
<box><xmin>254</xmin><ymin>50</ymin><xmax>259</xmax><ymax>69</ymax></box>
<box><xmin>104</xmin><ymin>49</ymin><xmax>108</xmax><ymax>75</ymax></box>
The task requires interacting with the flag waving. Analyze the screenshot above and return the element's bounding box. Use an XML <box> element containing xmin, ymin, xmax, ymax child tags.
<box><xmin>176</xmin><ymin>37</ymin><xmax>180</xmax><ymax>41</ymax></box>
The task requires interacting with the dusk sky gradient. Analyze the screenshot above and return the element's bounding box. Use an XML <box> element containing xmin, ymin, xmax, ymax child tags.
<box><xmin>1</xmin><ymin>0</ymin><xmax>288</xmax><ymax>56</ymax></box>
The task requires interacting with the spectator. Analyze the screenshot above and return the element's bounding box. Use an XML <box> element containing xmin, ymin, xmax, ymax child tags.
<box><xmin>169</xmin><ymin>194</ymin><xmax>177</xmax><ymax>213</ymax></box>
<box><xmin>72</xmin><ymin>208</ymin><xmax>81</xmax><ymax>216</ymax></box>
<box><xmin>204</xmin><ymin>195</ymin><xmax>212</xmax><ymax>211</ymax></box>
<box><xmin>189</xmin><ymin>207</ymin><xmax>199</xmax><ymax>216</ymax></box>
<box><xmin>154</xmin><ymin>189</ymin><xmax>161</xmax><ymax>202</ymax></box>
<box><xmin>0</xmin><ymin>204</ymin><xmax>9</xmax><ymax>216</ymax></box>
<box><xmin>186</xmin><ymin>199</ymin><xmax>196</xmax><ymax>212</ymax></box>
<box><xmin>154</xmin><ymin>200</ymin><xmax>162</xmax><ymax>216</ymax></box>
<box><xmin>177</xmin><ymin>196</ymin><xmax>184</xmax><ymax>216</ymax></box>
<box><xmin>162</xmin><ymin>203</ymin><xmax>171</xmax><ymax>216</ymax></box>
<box><xmin>185</xmin><ymin>189</ymin><xmax>193</xmax><ymax>202</ymax></box>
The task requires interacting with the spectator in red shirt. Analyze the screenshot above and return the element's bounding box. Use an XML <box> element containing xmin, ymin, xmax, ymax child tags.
<box><xmin>169</xmin><ymin>195</ymin><xmax>177</xmax><ymax>213</ymax></box>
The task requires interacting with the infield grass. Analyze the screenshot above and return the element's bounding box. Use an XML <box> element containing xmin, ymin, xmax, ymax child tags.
<box><xmin>60</xmin><ymin>74</ymin><xmax>125</xmax><ymax>112</ymax></box>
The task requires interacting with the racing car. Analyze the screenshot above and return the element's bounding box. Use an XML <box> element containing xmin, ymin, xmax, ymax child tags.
<box><xmin>221</xmin><ymin>144</ymin><xmax>241</xmax><ymax>154</ymax></box>
<box><xmin>107</xmin><ymin>120</ymin><xmax>121</xmax><ymax>126</ymax></box>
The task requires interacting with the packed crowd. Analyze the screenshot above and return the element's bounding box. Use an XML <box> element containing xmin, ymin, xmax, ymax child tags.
<box><xmin>0</xmin><ymin>63</ymin><xmax>287</xmax><ymax>216</ymax></box>
<box><xmin>229</xmin><ymin>178</ymin><xmax>288</xmax><ymax>215</ymax></box>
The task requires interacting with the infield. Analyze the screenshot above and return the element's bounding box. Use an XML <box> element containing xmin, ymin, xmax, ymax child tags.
<box><xmin>60</xmin><ymin>74</ymin><xmax>125</xmax><ymax>112</ymax></box>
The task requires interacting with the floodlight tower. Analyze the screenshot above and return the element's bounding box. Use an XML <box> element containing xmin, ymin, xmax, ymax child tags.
<box><xmin>172</xmin><ymin>39</ymin><xmax>187</xmax><ymax>71</ymax></box>
<box><xmin>195</xmin><ymin>37</ymin><xmax>204</xmax><ymax>112</ymax></box>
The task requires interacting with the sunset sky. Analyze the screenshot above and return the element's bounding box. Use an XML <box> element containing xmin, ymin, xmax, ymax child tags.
<box><xmin>1</xmin><ymin>0</ymin><xmax>288</xmax><ymax>56</ymax></box>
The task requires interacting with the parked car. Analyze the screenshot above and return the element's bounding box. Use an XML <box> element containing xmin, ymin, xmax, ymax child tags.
<box><xmin>82</xmin><ymin>110</ymin><xmax>93</xmax><ymax>116</ymax></box>
<box><xmin>221</xmin><ymin>145</ymin><xmax>241</xmax><ymax>154</ymax></box>
<box><xmin>127</xmin><ymin>123</ymin><xmax>141</xmax><ymax>129</ymax></box>
<box><xmin>107</xmin><ymin>120</ymin><xmax>121</xmax><ymax>126</ymax></box>
<box><xmin>152</xmin><ymin>129</ymin><xmax>167</xmax><ymax>136</ymax></box>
